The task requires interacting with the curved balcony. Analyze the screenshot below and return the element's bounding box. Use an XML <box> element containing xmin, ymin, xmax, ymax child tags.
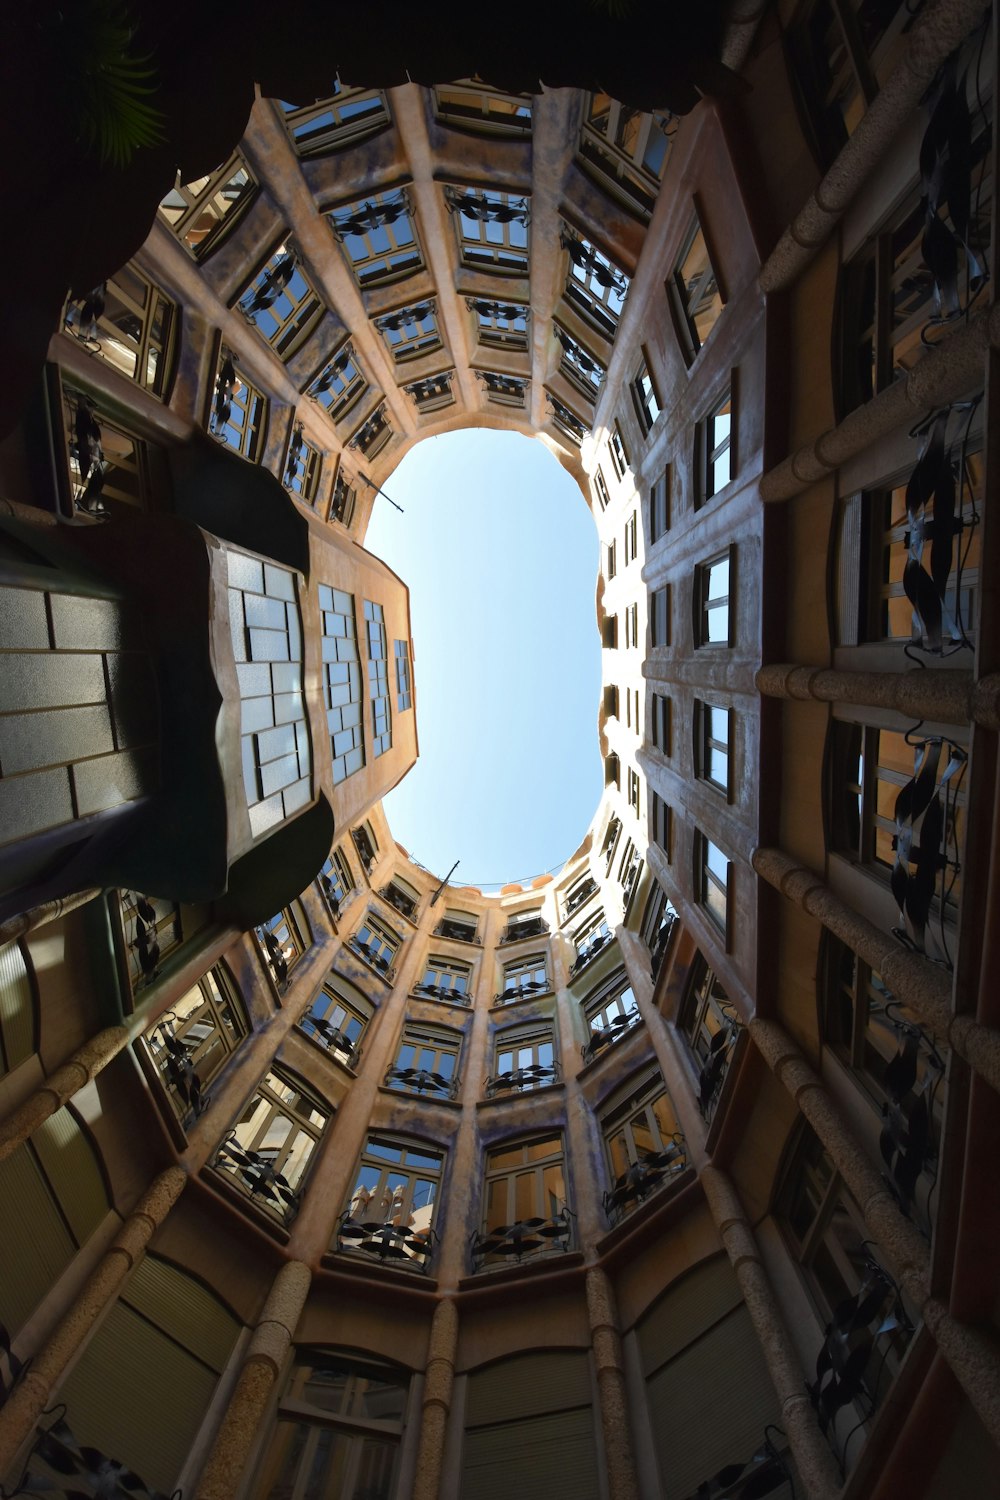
<box><xmin>299</xmin><ymin>1017</ymin><xmax>361</xmax><ymax>1070</ymax></box>
<box><xmin>412</xmin><ymin>980</ymin><xmax>471</xmax><ymax>1006</ymax></box>
<box><xmin>336</xmin><ymin>1213</ymin><xmax>436</xmax><ymax>1273</ymax></box>
<box><xmin>499</xmin><ymin>915</ymin><xmax>550</xmax><ymax>945</ymax></box>
<box><xmin>470</xmin><ymin>1209</ymin><xmax>574</xmax><ymax>1270</ymax></box>
<box><xmin>212</xmin><ymin>1134</ymin><xmax>301</xmax><ymax>1222</ymax></box>
<box><xmin>484</xmin><ymin>1061</ymin><xmax>561</xmax><ymax>1097</ymax></box>
<box><xmin>603</xmin><ymin>1136</ymin><xmax>687</xmax><ymax>1227</ymax></box>
<box><xmin>569</xmin><ymin>928</ymin><xmax>614</xmax><ymax>977</ymax></box>
<box><xmin>581</xmin><ymin>1006</ymin><xmax>641</xmax><ymax>1065</ymax></box>
<box><xmin>382</xmin><ymin>1064</ymin><xmax>460</xmax><ymax>1100</ymax></box>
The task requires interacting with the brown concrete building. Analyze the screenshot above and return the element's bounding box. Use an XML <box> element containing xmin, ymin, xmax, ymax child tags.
<box><xmin>0</xmin><ymin>0</ymin><xmax>998</xmax><ymax>1495</ymax></box>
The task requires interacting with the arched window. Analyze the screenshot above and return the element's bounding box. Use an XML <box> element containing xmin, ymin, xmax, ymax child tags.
<box><xmin>213</xmin><ymin>1071</ymin><xmax>330</xmax><ymax>1224</ymax></box>
<box><xmin>337</xmin><ymin>1136</ymin><xmax>444</xmax><ymax>1272</ymax></box>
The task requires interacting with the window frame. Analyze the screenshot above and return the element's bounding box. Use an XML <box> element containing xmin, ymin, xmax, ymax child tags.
<box><xmin>696</xmin><ymin>389</ymin><xmax>734</xmax><ymax>506</ymax></box>
<box><xmin>158</xmin><ymin>153</ymin><xmax>256</xmax><ymax>259</ymax></box>
<box><xmin>696</xmin><ymin>831</ymin><xmax>730</xmax><ymax>938</ymax></box>
<box><xmin>338</xmin><ymin>1134</ymin><xmax>444</xmax><ymax>1271</ymax></box>
<box><xmin>327</xmin><ymin>189</ymin><xmax>423</xmax><ymax>290</ymax></box>
<box><xmin>213</xmin><ymin>1069</ymin><xmax>329</xmax><ymax>1223</ymax></box>
<box><xmin>695</xmin><ymin>549</ymin><xmax>734</xmax><ymax>648</ymax></box>
<box><xmin>280</xmin><ymin>85</ymin><xmax>391</xmax><ymax>156</ymax></box>
<box><xmin>668</xmin><ymin>211</ymin><xmax>725</xmax><ymax>363</ymax></box>
<box><xmin>144</xmin><ymin>965</ymin><xmax>246</xmax><ymax>1126</ymax></box>
<box><xmin>696</xmin><ymin>700</ymin><xmax>732</xmax><ymax>798</ymax></box>
<box><xmin>209</xmin><ymin>346</ymin><xmax>267</xmax><ymax>460</ymax></box>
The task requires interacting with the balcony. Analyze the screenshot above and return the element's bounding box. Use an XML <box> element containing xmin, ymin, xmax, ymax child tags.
<box><xmin>347</xmin><ymin>935</ymin><xmax>395</xmax><ymax>980</ymax></box>
<box><xmin>695</xmin><ymin>1004</ymin><xmax>743</xmax><ymax>1124</ymax></box>
<box><xmin>493</xmin><ymin>978</ymin><xmax>549</xmax><ymax>1005</ymax></box>
<box><xmin>412</xmin><ymin>980</ymin><xmax>471</xmax><ymax>1006</ymax></box>
<box><xmin>351</xmin><ymin>827</ymin><xmax>377</xmax><ymax>873</ymax></box>
<box><xmin>434</xmin><ymin>917</ymin><xmax>480</xmax><ymax>944</ymax></box>
<box><xmin>581</xmin><ymin>1006</ymin><xmax>642</xmax><ymax>1065</ymax></box>
<box><xmin>380</xmin><ymin>883</ymin><xmax>418</xmax><ymax>921</ymax></box>
<box><xmin>336</xmin><ymin>1213</ymin><xmax>436</xmax><ymax>1273</ymax></box>
<box><xmin>485</xmin><ymin>1061</ymin><xmax>561</xmax><ymax>1097</ymax></box>
<box><xmin>382</xmin><ymin>1064</ymin><xmax>460</xmax><ymax>1100</ymax></box>
<box><xmin>500</xmin><ymin>915</ymin><xmax>549</xmax><ymax>945</ymax></box>
<box><xmin>603</xmin><ymin>1136</ymin><xmax>687</xmax><ymax>1227</ymax></box>
<box><xmin>649</xmin><ymin>909</ymin><xmax>677</xmax><ymax>982</ymax></box>
<box><xmin>299</xmin><ymin>1017</ymin><xmax>361</xmax><ymax>1070</ymax></box>
<box><xmin>564</xmin><ymin>876</ymin><xmax>598</xmax><ymax>918</ymax></box>
<box><xmin>212</xmin><ymin>1134</ymin><xmax>301</xmax><ymax>1222</ymax></box>
<box><xmin>569</xmin><ymin>928</ymin><xmax>613</xmax><ymax>977</ymax></box>
<box><xmin>319</xmin><ymin>871</ymin><xmax>354</xmax><ymax>918</ymax></box>
<box><xmin>470</xmin><ymin>1209</ymin><xmax>574</xmax><ymax>1270</ymax></box>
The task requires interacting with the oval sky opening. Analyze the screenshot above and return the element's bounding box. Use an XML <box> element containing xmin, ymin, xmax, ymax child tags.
<box><xmin>364</xmin><ymin>428</ymin><xmax>603</xmax><ymax>889</ymax></box>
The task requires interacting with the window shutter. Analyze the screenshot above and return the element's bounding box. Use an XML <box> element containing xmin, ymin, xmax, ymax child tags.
<box><xmin>462</xmin><ymin>1351</ymin><xmax>599</xmax><ymax>1500</ymax></box>
<box><xmin>637</xmin><ymin>1253</ymin><xmax>741</xmax><ymax>1375</ymax></box>
<box><xmin>0</xmin><ymin>1141</ymin><xmax>76</xmax><ymax>1332</ymax></box>
<box><xmin>0</xmin><ymin>940</ymin><xmax>34</xmax><ymax>1069</ymax></box>
<box><xmin>32</xmin><ymin>1107</ymin><xmax>108</xmax><ymax>1245</ymax></box>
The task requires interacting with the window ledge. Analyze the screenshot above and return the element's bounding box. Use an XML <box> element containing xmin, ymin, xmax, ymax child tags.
<box><xmin>458</xmin><ymin>1249</ymin><xmax>584</xmax><ymax>1296</ymax></box>
<box><xmin>489</xmin><ymin>988</ymin><xmax>555</xmax><ymax>1012</ymax></box>
<box><xmin>476</xmin><ymin>1081</ymin><xmax>565</xmax><ymax>1109</ymax></box>
<box><xmin>322</xmin><ymin>1249</ymin><xmax>439</xmax><ymax>1292</ymax></box>
<box><xmin>377</xmin><ymin>1083</ymin><xmax>462</xmax><ymax>1111</ymax></box>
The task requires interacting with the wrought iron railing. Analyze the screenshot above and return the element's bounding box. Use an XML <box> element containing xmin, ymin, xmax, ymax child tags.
<box><xmin>5</xmin><ymin>1409</ymin><xmax>167</xmax><ymax>1500</ymax></box>
<box><xmin>412</xmin><ymin>980</ymin><xmax>472</xmax><ymax>1006</ymax></box>
<box><xmin>383</xmin><ymin>1064</ymin><xmax>460</xmax><ymax>1099</ymax></box>
<box><xmin>150</xmin><ymin>1009</ymin><xmax>211</xmax><ymax>1122</ymax></box>
<box><xmin>213</xmin><ymin>1134</ymin><xmax>301</xmax><ymax>1222</ymax></box>
<box><xmin>581</xmin><ymin>1006</ymin><xmax>642</xmax><ymax>1065</ymax></box>
<box><xmin>493</xmin><ymin>978</ymin><xmax>549</xmax><ymax>1005</ymax></box>
<box><xmin>649</xmin><ymin>909</ymin><xmax>678</xmax><ymax>983</ymax></box>
<box><xmin>319</xmin><ymin>871</ymin><xmax>355</xmax><ymax>918</ymax></box>
<box><xmin>350</xmin><ymin>828</ymin><xmax>377</xmax><ymax>872</ymax></box>
<box><xmin>380</xmin><ymin>884</ymin><xmax>418</xmax><ymax>920</ymax></box>
<box><xmin>695</xmin><ymin>1003</ymin><xmax>743</xmax><ymax>1123</ymax></box>
<box><xmin>337</xmin><ymin>1212</ymin><xmax>436</xmax><ymax>1272</ymax></box>
<box><xmin>807</xmin><ymin>1245</ymin><xmax>913</xmax><ymax>1473</ymax></box>
<box><xmin>299</xmin><ymin>1016</ymin><xmax>361</xmax><ymax>1070</ymax></box>
<box><xmin>348</xmin><ymin>935</ymin><xmax>395</xmax><ymax>980</ymax></box>
<box><xmin>434</xmin><ymin>918</ymin><xmax>480</xmax><ymax>944</ymax></box>
<box><xmin>258</xmin><ymin>926</ymin><xmax>290</xmax><ymax>985</ymax></box>
<box><xmin>889</xmin><ymin>735</ymin><xmax>966</xmax><ymax>965</ymax></box>
<box><xmin>874</xmin><ymin>1002</ymin><xmax>945</xmax><ymax>1234</ymax></box>
<box><xmin>603</xmin><ymin>1135</ymin><xmax>687</xmax><ymax>1226</ymax></box>
<box><xmin>470</xmin><ymin>1208</ymin><xmax>574</xmax><ymax>1270</ymax></box>
<box><xmin>569</xmin><ymin>928</ymin><xmax>613</xmax><ymax>976</ymax></box>
<box><xmin>500</xmin><ymin>916</ymin><xmax>549</xmax><ymax>944</ymax></box>
<box><xmin>564</xmin><ymin>876</ymin><xmax>598</xmax><ymax>917</ymax></box>
<box><xmin>484</xmin><ymin>1061</ymin><xmax>561</xmax><ymax>1097</ymax></box>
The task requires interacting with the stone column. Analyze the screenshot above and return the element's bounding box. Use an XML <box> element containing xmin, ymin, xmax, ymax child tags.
<box><xmin>750</xmin><ymin>1019</ymin><xmax>1000</xmax><ymax>1448</ymax></box>
<box><xmin>587</xmin><ymin>1267</ymin><xmax>640</xmax><ymax>1500</ymax></box>
<box><xmin>197</xmin><ymin>1260</ymin><xmax>312</xmax><ymax>1500</ymax></box>
<box><xmin>759</xmin><ymin>304</ymin><xmax>998</xmax><ymax>503</ymax></box>
<box><xmin>0</xmin><ymin>1027</ymin><xmax>130</xmax><ymax>1162</ymax></box>
<box><xmin>752</xmin><ymin>848</ymin><xmax>1000</xmax><ymax>1096</ymax></box>
<box><xmin>758</xmin><ymin>0</ymin><xmax>991</xmax><ymax>293</ymax></box>
<box><xmin>700</xmin><ymin>1168</ymin><xmax>842</xmax><ymax>1500</ymax></box>
<box><xmin>412</xmin><ymin>1298</ymin><xmax>459</xmax><ymax>1500</ymax></box>
<box><xmin>756</xmin><ymin>663</ymin><xmax>1000</xmax><ymax>732</ymax></box>
<box><xmin>0</xmin><ymin>1167</ymin><xmax>186</xmax><ymax>1477</ymax></box>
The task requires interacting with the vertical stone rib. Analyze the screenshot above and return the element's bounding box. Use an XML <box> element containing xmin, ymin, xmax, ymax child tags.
<box><xmin>411</xmin><ymin>1298</ymin><xmax>459</xmax><ymax>1500</ymax></box>
<box><xmin>586</xmin><ymin>1267</ymin><xmax>640</xmax><ymax>1500</ymax></box>
<box><xmin>196</xmin><ymin>1260</ymin><xmax>312</xmax><ymax>1500</ymax></box>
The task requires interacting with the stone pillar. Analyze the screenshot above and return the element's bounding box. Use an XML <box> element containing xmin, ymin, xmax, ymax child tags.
<box><xmin>197</xmin><ymin>1260</ymin><xmax>312</xmax><ymax>1500</ymax></box>
<box><xmin>756</xmin><ymin>663</ymin><xmax>1000</xmax><ymax>731</ymax></box>
<box><xmin>412</xmin><ymin>1298</ymin><xmax>459</xmax><ymax>1500</ymax></box>
<box><xmin>752</xmin><ymin>847</ymin><xmax>1000</xmax><ymax>1096</ymax></box>
<box><xmin>758</xmin><ymin>0</ymin><xmax>992</xmax><ymax>293</ymax></box>
<box><xmin>750</xmin><ymin>1019</ymin><xmax>1000</xmax><ymax>1448</ymax></box>
<box><xmin>0</xmin><ymin>1026</ymin><xmax>130</xmax><ymax>1162</ymax></box>
<box><xmin>759</xmin><ymin>304</ymin><xmax>998</xmax><ymax>503</ymax></box>
<box><xmin>586</xmin><ymin>1267</ymin><xmax>640</xmax><ymax>1500</ymax></box>
<box><xmin>700</xmin><ymin>1168</ymin><xmax>842</xmax><ymax>1500</ymax></box>
<box><xmin>0</xmin><ymin>887</ymin><xmax>101</xmax><ymax>947</ymax></box>
<box><xmin>0</xmin><ymin>1167</ymin><xmax>186</xmax><ymax>1477</ymax></box>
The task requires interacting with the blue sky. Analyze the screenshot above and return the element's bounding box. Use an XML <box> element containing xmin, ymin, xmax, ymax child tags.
<box><xmin>364</xmin><ymin>429</ymin><xmax>603</xmax><ymax>890</ymax></box>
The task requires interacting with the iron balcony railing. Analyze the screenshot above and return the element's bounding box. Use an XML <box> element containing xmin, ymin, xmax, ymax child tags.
<box><xmin>350</xmin><ymin>828</ymin><xmax>377</xmax><ymax>872</ymax></box>
<box><xmin>336</xmin><ymin>1211</ymin><xmax>436</xmax><ymax>1273</ymax></box>
<box><xmin>649</xmin><ymin>909</ymin><xmax>678</xmax><ymax>983</ymax></box>
<box><xmin>299</xmin><ymin>1017</ymin><xmax>362</xmax><ymax>1070</ymax></box>
<box><xmin>149</xmin><ymin>1009</ymin><xmax>211</xmax><ymax>1123</ymax></box>
<box><xmin>564</xmin><ymin>876</ymin><xmax>598</xmax><ymax>918</ymax></box>
<box><xmin>499</xmin><ymin>916</ymin><xmax>549</xmax><ymax>944</ymax></box>
<box><xmin>581</xmin><ymin>1006</ymin><xmax>642</xmax><ymax>1065</ymax></box>
<box><xmin>380</xmin><ymin>884</ymin><xmax>418</xmax><ymax>921</ymax></box>
<box><xmin>348</xmin><ymin>935</ymin><xmax>395</xmax><ymax>980</ymax></box>
<box><xmin>433</xmin><ymin>917</ymin><xmax>480</xmax><ymax>944</ymax></box>
<box><xmin>382</xmin><ymin>1064</ymin><xmax>460</xmax><ymax>1100</ymax></box>
<box><xmin>484</xmin><ymin>1061</ymin><xmax>561</xmax><ymax>1097</ymax></box>
<box><xmin>213</xmin><ymin>1134</ymin><xmax>302</xmax><ymax>1222</ymax></box>
<box><xmin>569</xmin><ymin>928</ymin><xmax>613</xmax><ymax>976</ymax></box>
<box><xmin>493</xmin><ymin>978</ymin><xmax>549</xmax><ymax>1005</ymax></box>
<box><xmin>319</xmin><ymin>871</ymin><xmax>355</xmax><ymax>918</ymax></box>
<box><xmin>257</xmin><ymin>926</ymin><xmax>291</xmax><ymax>986</ymax></box>
<box><xmin>412</xmin><ymin>980</ymin><xmax>472</xmax><ymax>1006</ymax></box>
<box><xmin>603</xmin><ymin>1135</ymin><xmax>687</xmax><ymax>1227</ymax></box>
<box><xmin>470</xmin><ymin>1208</ymin><xmax>574</xmax><ymax>1270</ymax></box>
<box><xmin>695</xmin><ymin>1003</ymin><xmax>743</xmax><ymax>1124</ymax></box>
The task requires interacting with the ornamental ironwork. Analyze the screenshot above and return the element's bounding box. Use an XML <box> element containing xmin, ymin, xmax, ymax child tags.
<box><xmin>876</xmin><ymin>1001</ymin><xmax>945</xmax><ymax>1227</ymax></box>
<box><xmin>603</xmin><ymin>1135</ymin><xmax>687</xmax><ymax>1225</ymax></box>
<box><xmin>348</xmin><ymin>404</ymin><xmax>390</xmax><ymax>454</ymax></box>
<box><xmin>565</xmin><ymin>877</ymin><xmax>598</xmax><ymax>917</ymax></box>
<box><xmin>383</xmin><ymin>1064</ymin><xmax>460</xmax><ymax>1099</ymax></box>
<box><xmin>696</xmin><ymin>1001</ymin><xmax>743</xmax><ymax>1122</ymax></box>
<box><xmin>445</xmin><ymin>187</ymin><xmax>530</xmax><ymax>225</ymax></box>
<box><xmin>329</xmin><ymin>191</ymin><xmax>412</xmax><ymax>241</ymax></box>
<box><xmin>470</xmin><ymin>1208</ymin><xmax>573</xmax><ymax>1269</ymax></box>
<box><xmin>257</xmin><ymin>925</ymin><xmax>289</xmax><ymax>985</ymax></box>
<box><xmin>320</xmin><ymin>870</ymin><xmax>354</xmax><ymax>916</ymax></box>
<box><xmin>64</xmin><ymin>283</ymin><xmax>107</xmax><ymax>348</ymax></box>
<box><xmin>500</xmin><ymin>915</ymin><xmax>548</xmax><ymax>944</ymax></box>
<box><xmin>413</xmin><ymin>980</ymin><xmax>471</xmax><ymax>1006</ymax></box>
<box><xmin>570</xmin><ymin>928</ymin><xmax>613</xmax><ymax>976</ymax></box>
<box><xmin>213</xmin><ymin>1133</ymin><xmax>302</xmax><ymax>1220</ymax></box>
<box><xmin>301</xmin><ymin>1015</ymin><xmax>361</xmax><ymax>1069</ymax></box>
<box><xmin>649</xmin><ymin>908</ymin><xmax>677</xmax><ymax>982</ymax></box>
<box><xmin>380</xmin><ymin>883</ymin><xmax>418</xmax><ymax>920</ymax></box>
<box><xmin>69</xmin><ymin>395</ymin><xmax>109</xmax><ymax>517</ymax></box>
<box><xmin>680</xmin><ymin>1426</ymin><xmax>796</xmax><ymax>1500</ymax></box>
<box><xmin>210</xmin><ymin>349</ymin><xmax>240</xmax><ymax>440</ymax></box>
<box><xmin>5</xmin><ymin>1409</ymin><xmax>170</xmax><ymax>1500</ymax></box>
<box><xmin>889</xmin><ymin>734</ymin><xmax>966</xmax><ymax>961</ymax></box>
<box><xmin>465</xmin><ymin>296</ymin><xmax>528</xmax><ymax>324</ymax></box>
<box><xmin>284</xmin><ymin>422</ymin><xmax>305</xmax><ymax>489</ymax></box>
<box><xmin>405</xmin><ymin>374</ymin><xmax>453</xmax><ymax>406</ymax></box>
<box><xmin>152</xmin><ymin>1009</ymin><xmax>210</xmax><ymax>1120</ymax></box>
<box><xmin>239</xmin><ymin>249</ymin><xmax>297</xmax><ymax>320</ymax></box>
<box><xmin>373</xmin><ymin>300</ymin><xmax>436</xmax><ymax>333</ymax></box>
<box><xmin>559</xmin><ymin>226</ymin><xmax>629</xmax><ymax>295</ymax></box>
<box><xmin>351</xmin><ymin>826</ymin><xmax>377</xmax><ymax>871</ymax></box>
<box><xmin>547</xmin><ymin>394</ymin><xmax>587</xmax><ymax>439</ymax></box>
<box><xmin>337</xmin><ymin>1211</ymin><xmax>436</xmax><ymax>1272</ymax></box>
<box><xmin>434</xmin><ymin>917</ymin><xmax>479</xmax><ymax>943</ymax></box>
<box><xmin>477</xmin><ymin>370</ymin><xmax>528</xmax><ymax>400</ymax></box>
<box><xmin>122</xmin><ymin>890</ymin><xmax>164</xmax><ymax>984</ymax></box>
<box><xmin>807</xmin><ymin>1245</ymin><xmax>912</xmax><ymax>1469</ymax></box>
<box><xmin>348</xmin><ymin>935</ymin><xmax>394</xmax><ymax>978</ymax></box>
<box><xmin>555</xmin><ymin>326</ymin><xmax>605</xmax><ymax>389</ymax></box>
<box><xmin>581</xmin><ymin>1006</ymin><xmax>641</xmax><ymax>1065</ymax></box>
<box><xmin>485</xmin><ymin>1061</ymin><xmax>560</xmax><ymax>1097</ymax></box>
<box><xmin>330</xmin><ymin>471</ymin><xmax>355</xmax><ymax>525</ymax></box>
<box><xmin>919</xmin><ymin>48</ymin><xmax>988</xmax><ymax>325</ymax></box>
<box><xmin>493</xmin><ymin>978</ymin><xmax>548</xmax><ymax>1005</ymax></box>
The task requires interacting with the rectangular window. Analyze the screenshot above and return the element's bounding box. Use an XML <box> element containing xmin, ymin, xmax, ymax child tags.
<box><xmin>571</xmin><ymin>909</ymin><xmax>612</xmax><ymax>973</ymax></box>
<box><xmin>584</xmin><ymin>972</ymin><xmax>638</xmax><ymax>1056</ymax></box>
<box><xmin>625</xmin><ymin>603</ymin><xmax>638</xmax><ymax>649</ymax></box>
<box><xmin>300</xmin><ymin>993</ymin><xmax>352</xmax><ymax>1073</ymax></box>
<box><xmin>380</xmin><ymin>876</ymin><xmax>419</xmax><ymax>922</ymax></box>
<box><xmin>669</xmin><ymin>213</ymin><xmax>724</xmax><ymax>362</ymax></box>
<box><xmin>697</xmin><ymin>701</ymin><xmax>731</xmax><ymax>796</ymax></box>
<box><xmin>446</xmin><ymin>187</ymin><xmax>530</xmax><ymax>273</ymax></box>
<box><xmin>318</xmin><ymin>848</ymin><xmax>354</xmax><ymax>914</ymax></box>
<box><xmin>237</xmin><ymin>247</ymin><xmax>322</xmax><ymax>361</ymax></box>
<box><xmin>555</xmin><ymin>325</ymin><xmax>605</xmax><ymax>400</ymax></box>
<box><xmin>308</xmin><ymin>345</ymin><xmax>366</xmax><ymax>422</ymax></box>
<box><xmin>210</xmin><ymin>347</ymin><xmax>267</xmax><ymax>459</ymax></box>
<box><xmin>340</xmin><ymin>1136</ymin><xmax>443</xmax><ymax>1270</ymax></box>
<box><xmin>594</xmin><ymin>467</ymin><xmax>611</xmax><ymax>510</ymax></box>
<box><xmin>697</xmin><ymin>390</ymin><xmax>733</xmax><ymax>504</ymax></box>
<box><xmin>651</xmin><ymin>793</ymin><xmax>671</xmax><ymax>858</ymax></box>
<box><xmin>328</xmin><ymin>190</ymin><xmax>423</xmax><ymax>289</ymax></box>
<box><xmin>649</xmin><ymin>586</ymin><xmax>669</xmax><ymax>648</ymax></box>
<box><xmin>144</xmin><ymin>967</ymin><xmax>245</xmax><ymax>1124</ymax></box>
<box><xmin>319</xmin><ymin>584</ymin><xmax>364</xmax><ymax>784</ymax></box>
<box><xmin>499</xmin><ymin>954</ymin><xmax>549</xmax><ymax>1003</ymax></box>
<box><xmin>623</xmin><ymin>511</ymin><xmax>637</xmax><ymax>565</ymax></box>
<box><xmin>387</xmin><ymin>1024</ymin><xmax>461</xmax><ymax>1098</ymax></box>
<box><xmin>159</xmin><ymin>154</ymin><xmax>255</xmax><ymax>258</ymax></box>
<box><xmin>631</xmin><ymin>358</ymin><xmax>661</xmax><ymax>435</ymax></box>
<box><xmin>579</xmin><ymin>95</ymin><xmax>671</xmax><ymax>220</ymax></box>
<box><xmin>283</xmin><ymin>425</ymin><xmax>322</xmax><ymax>503</ymax></box>
<box><xmin>547</xmin><ymin>394</ymin><xmax>587</xmax><ymax>444</ymax></box>
<box><xmin>349</xmin><ymin>911</ymin><xmax>401</xmax><ymax>976</ymax></box>
<box><xmin>602</xmin><ymin>1070</ymin><xmax>683</xmax><ymax>1224</ymax></box>
<box><xmin>119</xmin><ymin>890</ymin><xmax>208</xmax><ymax>993</ymax></box>
<box><xmin>697</xmin><ymin>832</ymin><xmax>730</xmax><ymax>933</ymax></box>
<box><xmin>415</xmin><ymin>956</ymin><xmax>473</xmax><ymax>1004</ymax></box>
<box><xmin>478</xmin><ymin>370</ymin><xmax>528</xmax><ymax>407</ymax></box>
<box><xmin>467</xmin><ymin>296</ymin><xmax>529</xmax><ymax>350</ymax></box>
<box><xmin>63</xmin><ymin>266</ymin><xmax>175</xmax><ymax>397</ymax></box>
<box><xmin>696</xmin><ymin>551</ymin><xmax>733</xmax><ymax>647</ymax></box>
<box><xmin>603</xmin><ymin>615</ymin><xmax>618</xmax><ymax>649</ymax></box>
<box><xmin>374</xmin><ymin>299</ymin><xmax>441</xmax><ymax>362</ymax></box>
<box><xmin>281</xmin><ymin>85</ymin><xmax>390</xmax><ymax>155</ymax></box>
<box><xmin>628</xmin><ymin>767</ymin><xmax>640</xmax><ymax>816</ymax></box>
<box><xmin>351</xmin><ymin>821</ymin><xmax>378</xmax><ymax>872</ymax></box>
<box><xmin>257</xmin><ymin>902</ymin><xmax>309</xmax><ymax>985</ymax></box>
<box><xmin>435</xmin><ymin>910</ymin><xmax>479</xmax><ymax>943</ymax></box>
<box><xmin>649</xmin><ymin>468</ymin><xmax>670</xmax><ymax>543</ymax></box>
<box><xmin>329</xmin><ymin>469</ymin><xmax>357</xmax><ymax>528</ymax></box>
<box><xmin>478</xmin><ymin>1136</ymin><xmax>568</xmax><ymax>1265</ymax></box>
<box><xmin>606</xmin><ymin>541</ymin><xmax>617</xmax><ymax>580</ymax></box>
<box><xmin>561</xmin><ymin>225</ymin><xmax>630</xmax><ymax>338</ymax></box>
<box><xmin>405</xmin><ymin>372</ymin><xmax>454</xmax><ymax>411</ymax></box>
<box><xmin>609</xmin><ymin>423</ymin><xmax>629</xmax><ymax>481</ymax></box>
<box><xmin>348</xmin><ymin>403</ymin><xmax>392</xmax><ymax>459</ymax></box>
<box><xmin>228</xmin><ymin>550</ymin><xmax>311</xmax><ymax>838</ymax></box>
<box><xmin>651</xmin><ymin>693</ymin><xmax>671</xmax><ymax>755</ymax></box>
<box><xmin>214</xmin><ymin>1072</ymin><xmax>328</xmax><ymax>1221</ymax></box>
<box><xmin>488</xmin><ymin>1026</ymin><xmax>557</xmax><ymax>1095</ymax></box>
<box><xmin>394</xmin><ymin>638</ymin><xmax>412</xmax><ymax>710</ymax></box>
<box><xmin>435</xmin><ymin>84</ymin><xmax>532</xmax><ymax>135</ymax></box>
<box><xmin>61</xmin><ymin>383</ymin><xmax>150</xmax><ymax>516</ymax></box>
<box><xmin>364</xmin><ymin>600</ymin><xmax>391</xmax><ymax>757</ymax></box>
